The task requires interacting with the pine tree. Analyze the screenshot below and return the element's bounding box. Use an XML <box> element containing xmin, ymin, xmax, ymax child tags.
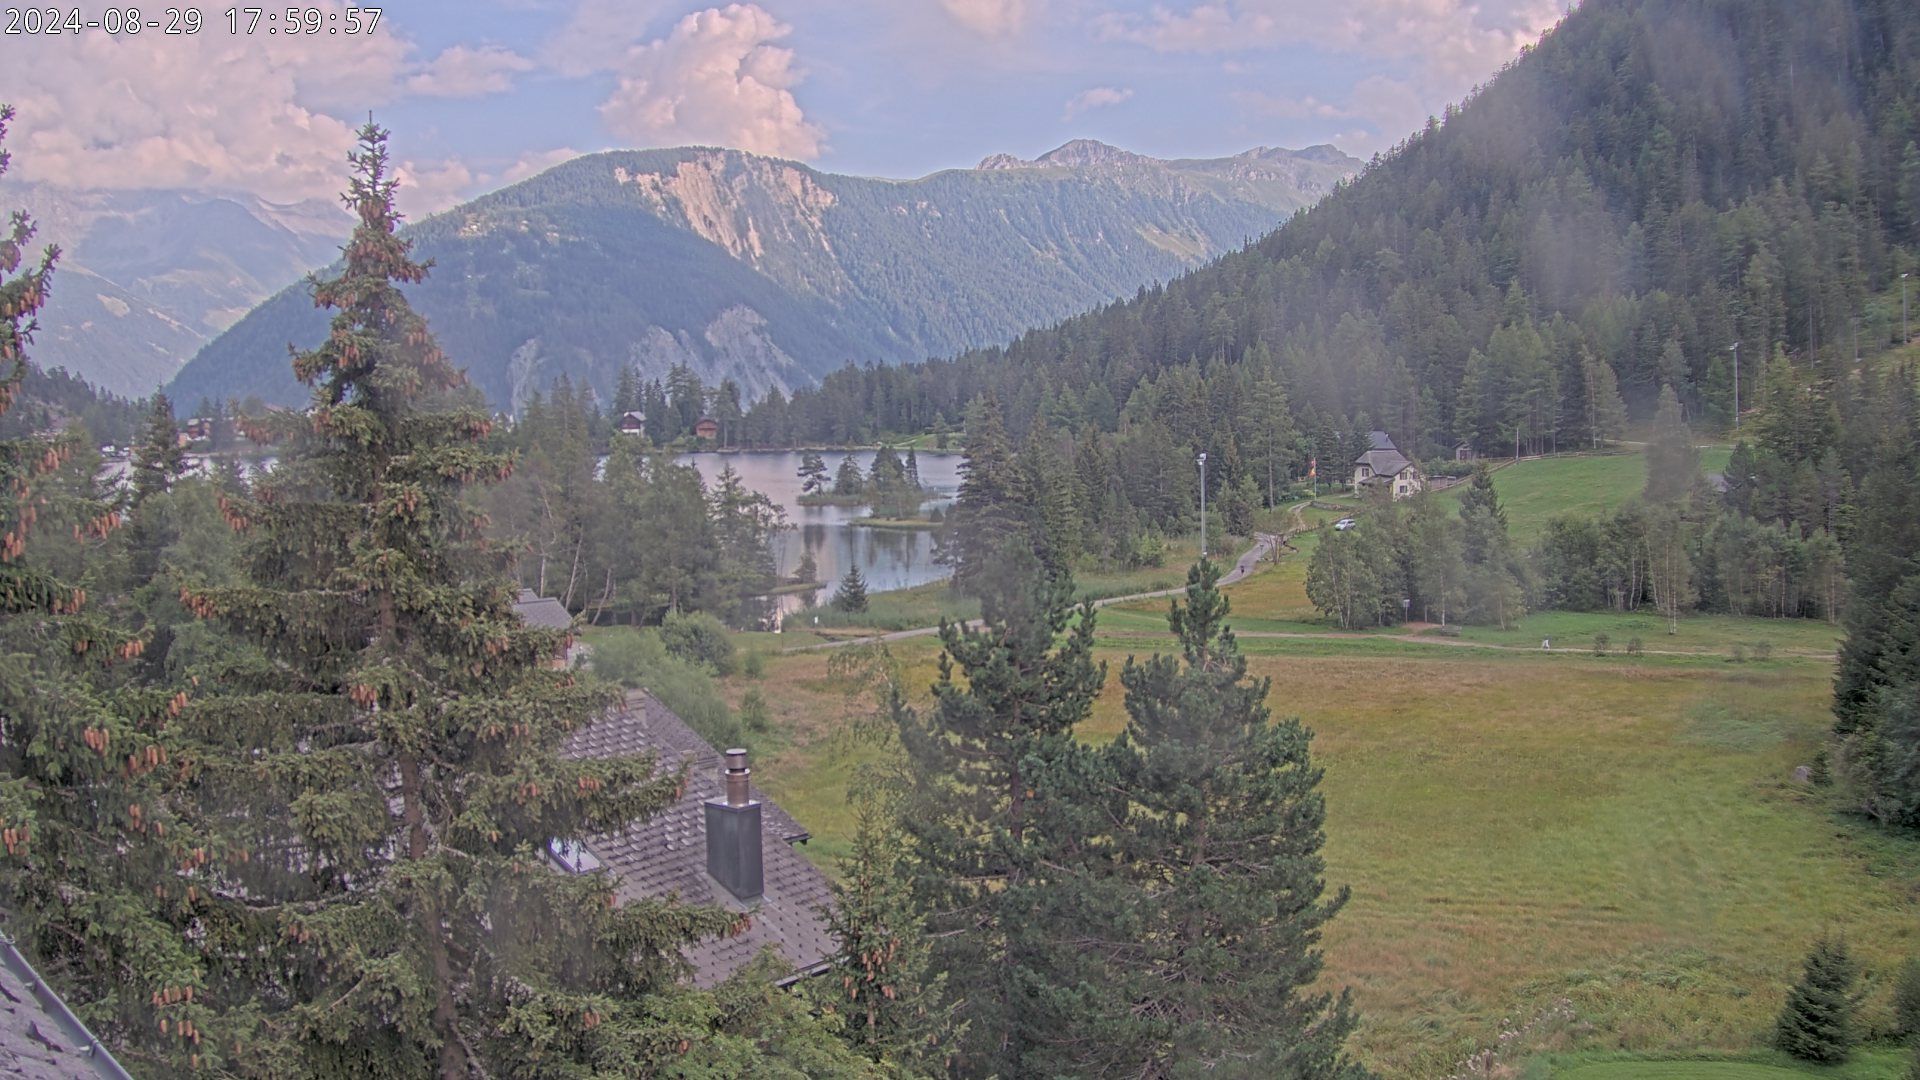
<box><xmin>834</xmin><ymin>563</ymin><xmax>870</xmax><ymax>612</ymax></box>
<box><xmin>1645</xmin><ymin>384</ymin><xmax>1701</xmax><ymax>504</ymax></box>
<box><xmin>903</xmin><ymin>445</ymin><xmax>922</xmax><ymax>490</ymax></box>
<box><xmin>0</xmin><ymin>103</ymin><xmax>204</xmax><ymax>1077</ymax></box>
<box><xmin>798</xmin><ymin>451</ymin><xmax>829</xmax><ymax>495</ymax></box>
<box><xmin>834</xmin><ymin>454</ymin><xmax>867</xmax><ymax>496</ymax></box>
<box><xmin>1073</xmin><ymin>558</ymin><xmax>1364</xmax><ymax>1077</ymax></box>
<box><xmin>1774</xmin><ymin>936</ymin><xmax>1858</xmax><ymax>1064</ymax></box>
<box><xmin>173</xmin><ymin>124</ymin><xmax>747</xmax><ymax>1078</ymax></box>
<box><xmin>895</xmin><ymin>543</ymin><xmax>1105</xmax><ymax>1076</ymax></box>
<box><xmin>822</xmin><ymin>770</ymin><xmax>947</xmax><ymax>1070</ymax></box>
<box><xmin>941</xmin><ymin>395</ymin><xmax>1025</xmax><ymax>596</ymax></box>
<box><xmin>130</xmin><ymin>391</ymin><xmax>186</xmax><ymax>503</ymax></box>
<box><xmin>795</xmin><ymin>547</ymin><xmax>820</xmax><ymax>585</ymax></box>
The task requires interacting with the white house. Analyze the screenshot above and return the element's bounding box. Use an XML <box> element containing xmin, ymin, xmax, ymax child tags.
<box><xmin>1352</xmin><ymin>430</ymin><xmax>1425</xmax><ymax>500</ymax></box>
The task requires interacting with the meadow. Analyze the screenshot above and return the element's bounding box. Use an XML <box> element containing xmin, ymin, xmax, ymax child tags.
<box><xmin>713</xmin><ymin>448</ymin><xmax>1918</xmax><ymax>1076</ymax></box>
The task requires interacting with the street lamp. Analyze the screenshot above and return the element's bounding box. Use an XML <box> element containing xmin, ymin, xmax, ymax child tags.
<box><xmin>1903</xmin><ymin>273</ymin><xmax>1910</xmax><ymax>346</ymax></box>
<box><xmin>1728</xmin><ymin>341</ymin><xmax>1740</xmax><ymax>428</ymax></box>
<box><xmin>1197</xmin><ymin>452</ymin><xmax>1208</xmax><ymax>560</ymax></box>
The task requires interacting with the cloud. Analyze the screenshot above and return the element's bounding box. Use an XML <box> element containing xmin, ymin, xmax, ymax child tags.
<box><xmin>938</xmin><ymin>0</ymin><xmax>1036</xmax><ymax>37</ymax></box>
<box><xmin>596</xmin><ymin>5</ymin><xmax>825</xmax><ymax>160</ymax></box>
<box><xmin>544</xmin><ymin>0</ymin><xmax>673</xmax><ymax>77</ymax></box>
<box><xmin>4</xmin><ymin>3</ymin><xmax>483</xmax><ymax>212</ymax></box>
<box><xmin>406</xmin><ymin>44</ymin><xmax>536</xmax><ymax>98</ymax></box>
<box><xmin>499</xmin><ymin>147</ymin><xmax>587</xmax><ymax>185</ymax></box>
<box><xmin>1062</xmin><ymin>86</ymin><xmax>1134</xmax><ymax>119</ymax></box>
<box><xmin>1097</xmin><ymin>0</ymin><xmax>1564</xmax><ymax>83</ymax></box>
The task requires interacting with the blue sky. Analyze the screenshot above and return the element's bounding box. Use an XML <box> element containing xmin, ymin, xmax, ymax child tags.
<box><xmin>6</xmin><ymin>0</ymin><xmax>1568</xmax><ymax>211</ymax></box>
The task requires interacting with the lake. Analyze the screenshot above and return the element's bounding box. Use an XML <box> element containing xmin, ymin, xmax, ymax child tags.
<box><xmin>679</xmin><ymin>449</ymin><xmax>963</xmax><ymax>618</ymax></box>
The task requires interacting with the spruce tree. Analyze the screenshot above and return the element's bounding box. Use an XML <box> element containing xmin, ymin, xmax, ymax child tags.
<box><xmin>941</xmin><ymin>395</ymin><xmax>1024</xmax><ymax>596</ymax></box>
<box><xmin>798</xmin><ymin>451</ymin><xmax>829</xmax><ymax>495</ymax></box>
<box><xmin>895</xmin><ymin>542</ymin><xmax>1105</xmax><ymax>1076</ymax></box>
<box><xmin>131</xmin><ymin>391</ymin><xmax>187</xmax><ymax>503</ymax></box>
<box><xmin>1073</xmin><ymin>558</ymin><xmax>1363</xmax><ymax>1078</ymax></box>
<box><xmin>1774</xmin><ymin>936</ymin><xmax>1859</xmax><ymax>1064</ymax></box>
<box><xmin>0</xmin><ymin>103</ymin><xmax>206</xmax><ymax>1077</ymax></box>
<box><xmin>834</xmin><ymin>563</ymin><xmax>870</xmax><ymax>612</ymax></box>
<box><xmin>173</xmin><ymin>124</ymin><xmax>747</xmax><ymax>1078</ymax></box>
<box><xmin>1644</xmin><ymin>384</ymin><xmax>1701</xmax><ymax>505</ymax></box>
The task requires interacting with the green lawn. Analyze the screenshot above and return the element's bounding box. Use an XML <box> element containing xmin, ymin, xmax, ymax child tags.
<box><xmin>1436</xmin><ymin>448</ymin><xmax>1731</xmax><ymax>544</ymax></box>
<box><xmin>1538</xmin><ymin>1049</ymin><xmax>1912</xmax><ymax>1079</ymax></box>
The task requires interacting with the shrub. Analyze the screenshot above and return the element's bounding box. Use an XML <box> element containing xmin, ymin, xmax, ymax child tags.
<box><xmin>1774</xmin><ymin>936</ymin><xmax>1858</xmax><ymax>1063</ymax></box>
<box><xmin>741</xmin><ymin>650</ymin><xmax>766</xmax><ymax>679</ymax></box>
<box><xmin>740</xmin><ymin>689</ymin><xmax>770</xmax><ymax>734</ymax></box>
<box><xmin>1753</xmin><ymin>640</ymin><xmax>1775</xmax><ymax>660</ymax></box>
<box><xmin>588</xmin><ymin>627</ymin><xmax>744</xmax><ymax>751</ymax></box>
<box><xmin>1592</xmin><ymin>632</ymin><xmax>1610</xmax><ymax>657</ymax></box>
<box><xmin>1894</xmin><ymin>956</ymin><xmax>1920</xmax><ymax>1037</ymax></box>
<box><xmin>1730</xmin><ymin>643</ymin><xmax>1749</xmax><ymax>664</ymax></box>
<box><xmin>660</xmin><ymin>610</ymin><xmax>736</xmax><ymax>675</ymax></box>
<box><xmin>1626</xmin><ymin>636</ymin><xmax>1643</xmax><ymax>656</ymax></box>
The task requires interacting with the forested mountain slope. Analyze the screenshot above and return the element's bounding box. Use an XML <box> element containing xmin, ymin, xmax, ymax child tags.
<box><xmin>754</xmin><ymin>0</ymin><xmax>1918</xmax><ymax>456</ymax></box>
<box><xmin>166</xmin><ymin>142</ymin><xmax>1357</xmax><ymax>412</ymax></box>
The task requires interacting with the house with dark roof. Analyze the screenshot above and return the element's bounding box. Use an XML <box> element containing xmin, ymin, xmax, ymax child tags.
<box><xmin>618</xmin><ymin>411</ymin><xmax>646</xmax><ymax>436</ymax></box>
<box><xmin>1352</xmin><ymin>430</ymin><xmax>1425</xmax><ymax>500</ymax></box>
<box><xmin>0</xmin><ymin>926</ymin><xmax>136</xmax><ymax>1079</ymax></box>
<box><xmin>512</xmin><ymin>588</ymin><xmax>580</xmax><ymax>668</ymax></box>
<box><xmin>692</xmin><ymin>416</ymin><xmax>720</xmax><ymax>442</ymax></box>
<box><xmin>558</xmin><ymin>691</ymin><xmax>836</xmax><ymax>987</ymax></box>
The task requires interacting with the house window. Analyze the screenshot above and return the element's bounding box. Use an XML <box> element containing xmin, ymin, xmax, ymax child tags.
<box><xmin>549</xmin><ymin>837</ymin><xmax>603</xmax><ymax>874</ymax></box>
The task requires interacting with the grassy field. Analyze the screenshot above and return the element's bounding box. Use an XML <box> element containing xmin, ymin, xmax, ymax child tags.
<box><xmin>1434</xmin><ymin>447</ymin><xmax>1730</xmax><ymax>545</ymax></box>
<box><xmin>1535</xmin><ymin>1048</ymin><xmax>1913</xmax><ymax>1079</ymax></box>
<box><xmin>705</xmin><ymin>448</ymin><xmax>1919</xmax><ymax>1076</ymax></box>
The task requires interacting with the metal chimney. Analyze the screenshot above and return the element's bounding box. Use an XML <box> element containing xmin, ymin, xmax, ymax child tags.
<box><xmin>705</xmin><ymin>748</ymin><xmax>763</xmax><ymax>901</ymax></box>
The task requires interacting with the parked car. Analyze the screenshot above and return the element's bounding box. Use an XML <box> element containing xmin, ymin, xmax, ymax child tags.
<box><xmin>1333</xmin><ymin>518</ymin><xmax>1357</xmax><ymax>531</ymax></box>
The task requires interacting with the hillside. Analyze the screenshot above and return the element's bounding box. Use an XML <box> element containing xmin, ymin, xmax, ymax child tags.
<box><xmin>0</xmin><ymin>184</ymin><xmax>346</xmax><ymax>396</ymax></box>
<box><xmin>166</xmin><ymin>142</ymin><xmax>1358</xmax><ymax>412</ymax></box>
<box><xmin>760</xmin><ymin>0</ymin><xmax>1918</xmax><ymax>461</ymax></box>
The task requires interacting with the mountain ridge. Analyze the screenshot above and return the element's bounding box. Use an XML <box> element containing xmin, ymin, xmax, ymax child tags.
<box><xmin>165</xmin><ymin>140</ymin><xmax>1360</xmax><ymax>412</ymax></box>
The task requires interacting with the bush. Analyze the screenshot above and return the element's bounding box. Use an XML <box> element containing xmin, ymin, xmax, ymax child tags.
<box><xmin>1730</xmin><ymin>643</ymin><xmax>1749</xmax><ymax>664</ymax></box>
<box><xmin>741</xmin><ymin>650</ymin><xmax>766</xmax><ymax>679</ymax></box>
<box><xmin>1894</xmin><ymin>956</ymin><xmax>1920</xmax><ymax>1037</ymax></box>
<box><xmin>660</xmin><ymin>610</ymin><xmax>736</xmax><ymax>675</ymax></box>
<box><xmin>1774</xmin><ymin>936</ymin><xmax>1858</xmax><ymax>1063</ymax></box>
<box><xmin>740</xmin><ymin>689</ymin><xmax>770</xmax><ymax>734</ymax></box>
<box><xmin>588</xmin><ymin>627</ymin><xmax>745</xmax><ymax>751</ymax></box>
<box><xmin>1592</xmin><ymin>632</ymin><xmax>1610</xmax><ymax>657</ymax></box>
<box><xmin>1753</xmin><ymin>640</ymin><xmax>1775</xmax><ymax>660</ymax></box>
<box><xmin>1626</xmin><ymin>636</ymin><xmax>1643</xmax><ymax>656</ymax></box>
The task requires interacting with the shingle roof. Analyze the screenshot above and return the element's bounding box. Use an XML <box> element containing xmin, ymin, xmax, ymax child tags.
<box><xmin>1355</xmin><ymin>447</ymin><xmax>1415</xmax><ymax>478</ymax></box>
<box><xmin>1366</xmin><ymin>429</ymin><xmax>1397</xmax><ymax>451</ymax></box>
<box><xmin>512</xmin><ymin>589</ymin><xmax>574</xmax><ymax>631</ymax></box>
<box><xmin>560</xmin><ymin>691</ymin><xmax>834</xmax><ymax>987</ymax></box>
<box><xmin>0</xmin><ymin>930</ymin><xmax>134</xmax><ymax>1079</ymax></box>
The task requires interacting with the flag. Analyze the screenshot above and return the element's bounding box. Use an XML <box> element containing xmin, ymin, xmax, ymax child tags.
<box><xmin>1308</xmin><ymin>457</ymin><xmax>1317</xmax><ymax>479</ymax></box>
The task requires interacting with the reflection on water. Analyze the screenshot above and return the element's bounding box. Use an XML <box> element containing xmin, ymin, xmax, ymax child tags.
<box><xmin>679</xmin><ymin>449</ymin><xmax>962</xmax><ymax>621</ymax></box>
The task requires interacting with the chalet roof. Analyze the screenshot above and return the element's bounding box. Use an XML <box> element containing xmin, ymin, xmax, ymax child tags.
<box><xmin>619</xmin><ymin>411</ymin><xmax>645</xmax><ymax>427</ymax></box>
<box><xmin>512</xmin><ymin>589</ymin><xmax>574</xmax><ymax>631</ymax></box>
<box><xmin>1354</xmin><ymin>448</ymin><xmax>1415</xmax><ymax>478</ymax></box>
<box><xmin>0</xmin><ymin>927</ymin><xmax>134</xmax><ymax>1079</ymax></box>
<box><xmin>560</xmin><ymin>691</ymin><xmax>834</xmax><ymax>988</ymax></box>
<box><xmin>1366</xmin><ymin>429</ymin><xmax>1397</xmax><ymax>451</ymax></box>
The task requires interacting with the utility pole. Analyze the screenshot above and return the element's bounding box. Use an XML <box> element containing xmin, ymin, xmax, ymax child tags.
<box><xmin>1904</xmin><ymin>273</ymin><xmax>1910</xmax><ymax>345</ymax></box>
<box><xmin>1729</xmin><ymin>341</ymin><xmax>1740</xmax><ymax>429</ymax></box>
<box><xmin>1197</xmin><ymin>452</ymin><xmax>1208</xmax><ymax>560</ymax></box>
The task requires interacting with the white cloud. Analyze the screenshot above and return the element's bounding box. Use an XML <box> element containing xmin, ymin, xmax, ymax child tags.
<box><xmin>596</xmin><ymin>5</ymin><xmax>825</xmax><ymax>160</ymax></box>
<box><xmin>938</xmin><ymin>0</ymin><xmax>1036</xmax><ymax>37</ymax></box>
<box><xmin>499</xmin><ymin>147</ymin><xmax>587</xmax><ymax>185</ymax></box>
<box><xmin>544</xmin><ymin>0</ymin><xmax>673</xmax><ymax>77</ymax></box>
<box><xmin>5</xmin><ymin>4</ymin><xmax>482</xmax><ymax>212</ymax></box>
<box><xmin>1098</xmin><ymin>0</ymin><xmax>1564</xmax><ymax>83</ymax></box>
<box><xmin>406</xmin><ymin>44</ymin><xmax>536</xmax><ymax>98</ymax></box>
<box><xmin>1062</xmin><ymin>86</ymin><xmax>1133</xmax><ymax>119</ymax></box>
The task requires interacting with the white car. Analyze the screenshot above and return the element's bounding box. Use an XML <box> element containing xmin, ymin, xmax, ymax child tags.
<box><xmin>1333</xmin><ymin>518</ymin><xmax>1357</xmax><ymax>531</ymax></box>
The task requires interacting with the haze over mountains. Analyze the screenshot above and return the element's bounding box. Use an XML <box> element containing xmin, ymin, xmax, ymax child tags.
<box><xmin>0</xmin><ymin>184</ymin><xmax>348</xmax><ymax>397</ymax></box>
<box><xmin>163</xmin><ymin>140</ymin><xmax>1358</xmax><ymax>412</ymax></box>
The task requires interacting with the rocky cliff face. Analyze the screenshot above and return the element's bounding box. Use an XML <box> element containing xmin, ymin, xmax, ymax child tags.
<box><xmin>167</xmin><ymin>140</ymin><xmax>1360</xmax><ymax>411</ymax></box>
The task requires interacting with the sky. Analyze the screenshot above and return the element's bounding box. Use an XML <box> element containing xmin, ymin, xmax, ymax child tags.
<box><xmin>3</xmin><ymin>0</ymin><xmax>1572</xmax><ymax>215</ymax></box>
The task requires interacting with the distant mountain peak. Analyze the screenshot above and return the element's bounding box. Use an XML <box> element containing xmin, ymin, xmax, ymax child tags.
<box><xmin>979</xmin><ymin>139</ymin><xmax>1150</xmax><ymax>170</ymax></box>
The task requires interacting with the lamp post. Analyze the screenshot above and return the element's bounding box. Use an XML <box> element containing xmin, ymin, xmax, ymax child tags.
<box><xmin>1197</xmin><ymin>452</ymin><xmax>1208</xmax><ymax>560</ymax></box>
<box><xmin>1728</xmin><ymin>341</ymin><xmax>1740</xmax><ymax>429</ymax></box>
<box><xmin>1903</xmin><ymin>273</ymin><xmax>1910</xmax><ymax>345</ymax></box>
